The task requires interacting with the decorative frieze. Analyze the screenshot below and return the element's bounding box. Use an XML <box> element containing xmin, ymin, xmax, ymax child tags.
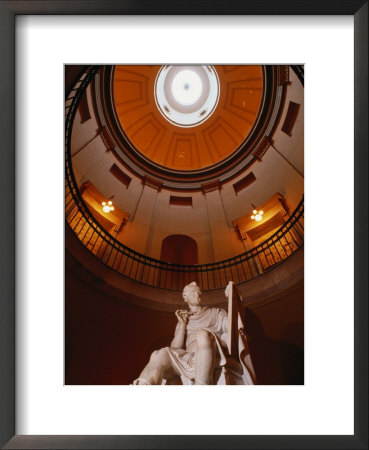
<box><xmin>143</xmin><ymin>175</ymin><xmax>163</xmax><ymax>191</ymax></box>
<box><xmin>278</xmin><ymin>65</ymin><xmax>290</xmax><ymax>86</ymax></box>
<box><xmin>201</xmin><ymin>179</ymin><xmax>221</xmax><ymax>194</ymax></box>
<box><xmin>252</xmin><ymin>136</ymin><xmax>270</xmax><ymax>161</ymax></box>
<box><xmin>99</xmin><ymin>126</ymin><xmax>115</xmax><ymax>151</ymax></box>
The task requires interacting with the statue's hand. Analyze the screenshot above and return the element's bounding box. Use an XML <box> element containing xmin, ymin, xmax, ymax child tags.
<box><xmin>175</xmin><ymin>309</ymin><xmax>192</xmax><ymax>327</ymax></box>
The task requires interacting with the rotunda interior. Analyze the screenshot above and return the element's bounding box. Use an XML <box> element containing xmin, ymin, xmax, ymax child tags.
<box><xmin>65</xmin><ymin>64</ymin><xmax>304</xmax><ymax>385</ymax></box>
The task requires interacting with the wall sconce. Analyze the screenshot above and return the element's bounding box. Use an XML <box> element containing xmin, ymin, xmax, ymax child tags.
<box><xmin>251</xmin><ymin>203</ymin><xmax>263</xmax><ymax>222</ymax></box>
<box><xmin>102</xmin><ymin>200</ymin><xmax>114</xmax><ymax>213</ymax></box>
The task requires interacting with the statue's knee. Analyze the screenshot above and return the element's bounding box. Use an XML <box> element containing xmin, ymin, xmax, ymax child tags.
<box><xmin>196</xmin><ymin>329</ymin><xmax>214</xmax><ymax>348</ymax></box>
<box><xmin>150</xmin><ymin>348</ymin><xmax>167</xmax><ymax>364</ymax></box>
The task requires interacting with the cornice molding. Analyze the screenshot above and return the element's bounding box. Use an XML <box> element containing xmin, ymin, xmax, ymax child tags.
<box><xmin>98</xmin><ymin>126</ymin><xmax>115</xmax><ymax>152</ymax></box>
<box><xmin>143</xmin><ymin>175</ymin><xmax>163</xmax><ymax>191</ymax></box>
<box><xmin>252</xmin><ymin>135</ymin><xmax>271</xmax><ymax>161</ymax></box>
<box><xmin>278</xmin><ymin>65</ymin><xmax>290</xmax><ymax>86</ymax></box>
<box><xmin>201</xmin><ymin>179</ymin><xmax>221</xmax><ymax>194</ymax></box>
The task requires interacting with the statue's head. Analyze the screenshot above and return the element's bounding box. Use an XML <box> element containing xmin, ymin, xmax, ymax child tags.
<box><xmin>182</xmin><ymin>281</ymin><xmax>201</xmax><ymax>306</ymax></box>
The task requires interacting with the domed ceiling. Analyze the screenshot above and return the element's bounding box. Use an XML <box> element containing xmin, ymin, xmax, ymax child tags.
<box><xmin>112</xmin><ymin>65</ymin><xmax>264</xmax><ymax>171</ymax></box>
<box><xmin>95</xmin><ymin>65</ymin><xmax>283</xmax><ymax>188</ymax></box>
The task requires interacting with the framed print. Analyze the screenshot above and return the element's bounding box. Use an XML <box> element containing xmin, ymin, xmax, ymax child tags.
<box><xmin>65</xmin><ymin>62</ymin><xmax>304</xmax><ymax>388</ymax></box>
<box><xmin>1</xmin><ymin>1</ymin><xmax>368</xmax><ymax>449</ymax></box>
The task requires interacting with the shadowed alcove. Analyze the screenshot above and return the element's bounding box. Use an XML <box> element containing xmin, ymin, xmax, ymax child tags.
<box><xmin>160</xmin><ymin>234</ymin><xmax>198</xmax><ymax>265</ymax></box>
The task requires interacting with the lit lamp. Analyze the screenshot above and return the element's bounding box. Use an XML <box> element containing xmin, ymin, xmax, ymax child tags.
<box><xmin>251</xmin><ymin>207</ymin><xmax>263</xmax><ymax>222</ymax></box>
<box><xmin>102</xmin><ymin>200</ymin><xmax>114</xmax><ymax>213</ymax></box>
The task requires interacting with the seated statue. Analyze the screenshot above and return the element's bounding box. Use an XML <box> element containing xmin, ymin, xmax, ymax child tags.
<box><xmin>132</xmin><ymin>281</ymin><xmax>256</xmax><ymax>385</ymax></box>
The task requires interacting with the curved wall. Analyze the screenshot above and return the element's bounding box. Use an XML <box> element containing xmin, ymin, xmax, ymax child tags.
<box><xmin>70</xmin><ymin>67</ymin><xmax>303</xmax><ymax>263</ymax></box>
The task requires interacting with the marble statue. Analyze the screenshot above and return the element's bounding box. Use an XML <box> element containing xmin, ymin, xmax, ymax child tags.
<box><xmin>132</xmin><ymin>281</ymin><xmax>256</xmax><ymax>385</ymax></box>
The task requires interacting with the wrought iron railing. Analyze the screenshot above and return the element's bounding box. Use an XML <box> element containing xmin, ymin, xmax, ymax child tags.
<box><xmin>65</xmin><ymin>66</ymin><xmax>304</xmax><ymax>291</ymax></box>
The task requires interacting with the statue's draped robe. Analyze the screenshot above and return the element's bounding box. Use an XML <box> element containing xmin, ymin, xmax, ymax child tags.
<box><xmin>165</xmin><ymin>307</ymin><xmax>255</xmax><ymax>385</ymax></box>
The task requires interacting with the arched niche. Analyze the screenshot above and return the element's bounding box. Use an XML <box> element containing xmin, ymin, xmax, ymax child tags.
<box><xmin>160</xmin><ymin>235</ymin><xmax>198</xmax><ymax>265</ymax></box>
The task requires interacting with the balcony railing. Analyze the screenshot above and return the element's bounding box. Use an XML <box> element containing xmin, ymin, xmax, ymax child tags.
<box><xmin>65</xmin><ymin>66</ymin><xmax>304</xmax><ymax>291</ymax></box>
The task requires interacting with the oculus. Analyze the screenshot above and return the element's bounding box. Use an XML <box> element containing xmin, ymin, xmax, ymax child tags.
<box><xmin>155</xmin><ymin>65</ymin><xmax>220</xmax><ymax>127</ymax></box>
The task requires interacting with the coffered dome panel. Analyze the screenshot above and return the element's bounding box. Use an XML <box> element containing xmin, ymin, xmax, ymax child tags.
<box><xmin>112</xmin><ymin>65</ymin><xmax>264</xmax><ymax>171</ymax></box>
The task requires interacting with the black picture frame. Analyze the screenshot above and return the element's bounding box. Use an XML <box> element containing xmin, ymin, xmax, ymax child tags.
<box><xmin>0</xmin><ymin>1</ymin><xmax>367</xmax><ymax>449</ymax></box>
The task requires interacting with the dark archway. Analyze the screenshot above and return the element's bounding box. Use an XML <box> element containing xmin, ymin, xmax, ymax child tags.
<box><xmin>160</xmin><ymin>234</ymin><xmax>198</xmax><ymax>265</ymax></box>
<box><xmin>158</xmin><ymin>235</ymin><xmax>199</xmax><ymax>288</ymax></box>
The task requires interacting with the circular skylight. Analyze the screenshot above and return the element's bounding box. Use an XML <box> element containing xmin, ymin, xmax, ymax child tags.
<box><xmin>155</xmin><ymin>65</ymin><xmax>220</xmax><ymax>128</ymax></box>
<box><xmin>171</xmin><ymin>70</ymin><xmax>203</xmax><ymax>105</ymax></box>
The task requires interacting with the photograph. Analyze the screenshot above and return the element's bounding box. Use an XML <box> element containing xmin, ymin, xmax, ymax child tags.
<box><xmin>65</xmin><ymin>64</ymin><xmax>304</xmax><ymax>386</ymax></box>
